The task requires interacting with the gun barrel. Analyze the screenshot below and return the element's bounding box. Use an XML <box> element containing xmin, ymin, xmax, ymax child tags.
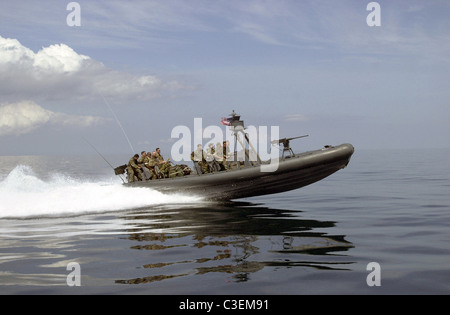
<box><xmin>287</xmin><ymin>135</ymin><xmax>309</xmax><ymax>141</ymax></box>
<box><xmin>271</xmin><ymin>135</ymin><xmax>308</xmax><ymax>144</ymax></box>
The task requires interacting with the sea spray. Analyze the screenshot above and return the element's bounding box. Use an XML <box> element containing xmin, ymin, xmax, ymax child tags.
<box><xmin>0</xmin><ymin>165</ymin><xmax>202</xmax><ymax>218</ymax></box>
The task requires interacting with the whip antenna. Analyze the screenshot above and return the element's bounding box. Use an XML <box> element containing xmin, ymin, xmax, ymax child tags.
<box><xmin>100</xmin><ymin>93</ymin><xmax>135</xmax><ymax>154</ymax></box>
<box><xmin>83</xmin><ymin>137</ymin><xmax>125</xmax><ymax>183</ymax></box>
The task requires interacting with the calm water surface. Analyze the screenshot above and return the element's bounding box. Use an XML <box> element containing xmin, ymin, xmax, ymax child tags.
<box><xmin>0</xmin><ymin>149</ymin><xmax>449</xmax><ymax>294</ymax></box>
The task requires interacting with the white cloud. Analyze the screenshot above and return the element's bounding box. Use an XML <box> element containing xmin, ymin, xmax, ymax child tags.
<box><xmin>33</xmin><ymin>43</ymin><xmax>90</xmax><ymax>73</ymax></box>
<box><xmin>0</xmin><ymin>35</ymin><xmax>189</xmax><ymax>103</ymax></box>
<box><xmin>0</xmin><ymin>37</ymin><xmax>34</xmax><ymax>64</ymax></box>
<box><xmin>0</xmin><ymin>101</ymin><xmax>52</xmax><ymax>136</ymax></box>
<box><xmin>0</xmin><ymin>37</ymin><xmax>89</xmax><ymax>73</ymax></box>
<box><xmin>0</xmin><ymin>101</ymin><xmax>107</xmax><ymax>136</ymax></box>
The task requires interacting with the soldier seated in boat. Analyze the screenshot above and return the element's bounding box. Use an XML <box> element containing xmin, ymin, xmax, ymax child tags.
<box><xmin>191</xmin><ymin>144</ymin><xmax>207</xmax><ymax>175</ymax></box>
<box><xmin>138</xmin><ymin>151</ymin><xmax>146</xmax><ymax>164</ymax></box>
<box><xmin>127</xmin><ymin>154</ymin><xmax>143</xmax><ymax>182</ymax></box>
<box><xmin>141</xmin><ymin>151</ymin><xmax>158</xmax><ymax>180</ymax></box>
<box><xmin>154</xmin><ymin>148</ymin><xmax>171</xmax><ymax>177</ymax></box>
<box><xmin>139</xmin><ymin>152</ymin><xmax>153</xmax><ymax>179</ymax></box>
<box><xmin>146</xmin><ymin>151</ymin><xmax>162</xmax><ymax>179</ymax></box>
<box><xmin>137</xmin><ymin>151</ymin><xmax>153</xmax><ymax>180</ymax></box>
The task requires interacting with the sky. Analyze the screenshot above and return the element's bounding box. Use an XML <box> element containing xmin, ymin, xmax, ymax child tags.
<box><xmin>0</xmin><ymin>0</ymin><xmax>449</xmax><ymax>157</ymax></box>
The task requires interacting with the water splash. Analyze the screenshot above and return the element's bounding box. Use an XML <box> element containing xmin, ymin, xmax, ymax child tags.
<box><xmin>0</xmin><ymin>165</ymin><xmax>202</xmax><ymax>218</ymax></box>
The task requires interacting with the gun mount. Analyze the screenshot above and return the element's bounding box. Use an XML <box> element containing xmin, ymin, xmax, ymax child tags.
<box><xmin>271</xmin><ymin>135</ymin><xmax>309</xmax><ymax>159</ymax></box>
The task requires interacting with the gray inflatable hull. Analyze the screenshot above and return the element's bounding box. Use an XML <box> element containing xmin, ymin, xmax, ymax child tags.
<box><xmin>126</xmin><ymin>143</ymin><xmax>354</xmax><ymax>201</ymax></box>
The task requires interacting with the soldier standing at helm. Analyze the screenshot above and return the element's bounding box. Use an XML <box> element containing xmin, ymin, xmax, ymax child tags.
<box><xmin>206</xmin><ymin>143</ymin><xmax>220</xmax><ymax>172</ymax></box>
<box><xmin>127</xmin><ymin>154</ymin><xmax>143</xmax><ymax>182</ymax></box>
<box><xmin>214</xmin><ymin>142</ymin><xmax>224</xmax><ymax>171</ymax></box>
<box><xmin>223</xmin><ymin>140</ymin><xmax>232</xmax><ymax>170</ymax></box>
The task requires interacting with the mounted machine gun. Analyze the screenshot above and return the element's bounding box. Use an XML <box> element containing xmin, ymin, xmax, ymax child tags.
<box><xmin>271</xmin><ymin>135</ymin><xmax>309</xmax><ymax>159</ymax></box>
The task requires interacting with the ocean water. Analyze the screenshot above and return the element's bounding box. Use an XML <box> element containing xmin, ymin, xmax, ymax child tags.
<box><xmin>0</xmin><ymin>149</ymin><xmax>449</xmax><ymax>295</ymax></box>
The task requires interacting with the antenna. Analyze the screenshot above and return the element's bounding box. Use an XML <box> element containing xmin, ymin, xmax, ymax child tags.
<box><xmin>100</xmin><ymin>93</ymin><xmax>135</xmax><ymax>154</ymax></box>
<box><xmin>83</xmin><ymin>137</ymin><xmax>125</xmax><ymax>183</ymax></box>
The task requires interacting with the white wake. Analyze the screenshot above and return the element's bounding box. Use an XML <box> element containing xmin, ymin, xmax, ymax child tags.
<box><xmin>0</xmin><ymin>165</ymin><xmax>202</xmax><ymax>218</ymax></box>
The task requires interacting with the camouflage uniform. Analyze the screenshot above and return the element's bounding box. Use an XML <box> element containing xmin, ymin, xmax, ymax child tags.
<box><xmin>214</xmin><ymin>142</ymin><xmax>225</xmax><ymax>171</ymax></box>
<box><xmin>156</xmin><ymin>153</ymin><xmax>170</xmax><ymax>177</ymax></box>
<box><xmin>144</xmin><ymin>154</ymin><xmax>159</xmax><ymax>179</ymax></box>
<box><xmin>138</xmin><ymin>152</ymin><xmax>152</xmax><ymax>180</ymax></box>
<box><xmin>137</xmin><ymin>152</ymin><xmax>146</xmax><ymax>164</ymax></box>
<box><xmin>154</xmin><ymin>151</ymin><xmax>170</xmax><ymax>178</ymax></box>
<box><xmin>127</xmin><ymin>155</ymin><xmax>143</xmax><ymax>182</ymax></box>
<box><xmin>223</xmin><ymin>141</ymin><xmax>232</xmax><ymax>170</ymax></box>
<box><xmin>191</xmin><ymin>146</ymin><xmax>207</xmax><ymax>175</ymax></box>
<box><xmin>168</xmin><ymin>165</ymin><xmax>185</xmax><ymax>178</ymax></box>
<box><xmin>206</xmin><ymin>144</ymin><xmax>220</xmax><ymax>172</ymax></box>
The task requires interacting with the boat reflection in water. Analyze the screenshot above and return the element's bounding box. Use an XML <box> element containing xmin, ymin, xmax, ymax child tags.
<box><xmin>115</xmin><ymin>202</ymin><xmax>354</xmax><ymax>285</ymax></box>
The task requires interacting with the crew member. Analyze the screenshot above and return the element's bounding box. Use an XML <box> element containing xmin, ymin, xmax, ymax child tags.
<box><xmin>191</xmin><ymin>144</ymin><xmax>206</xmax><ymax>175</ymax></box>
<box><xmin>206</xmin><ymin>143</ymin><xmax>220</xmax><ymax>172</ymax></box>
<box><xmin>127</xmin><ymin>154</ymin><xmax>143</xmax><ymax>182</ymax></box>
<box><xmin>137</xmin><ymin>151</ymin><xmax>153</xmax><ymax>180</ymax></box>
<box><xmin>154</xmin><ymin>149</ymin><xmax>170</xmax><ymax>177</ymax></box>
<box><xmin>223</xmin><ymin>140</ymin><xmax>233</xmax><ymax>170</ymax></box>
